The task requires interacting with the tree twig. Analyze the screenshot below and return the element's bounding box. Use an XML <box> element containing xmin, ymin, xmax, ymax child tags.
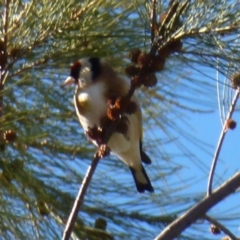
<box><xmin>204</xmin><ymin>214</ymin><xmax>239</xmax><ymax>240</ymax></box>
<box><xmin>4</xmin><ymin>0</ymin><xmax>10</xmax><ymax>47</ymax></box>
<box><xmin>154</xmin><ymin>172</ymin><xmax>240</xmax><ymax>240</ymax></box>
<box><xmin>0</xmin><ymin>0</ymin><xmax>11</xmax><ymax>145</ymax></box>
<box><xmin>150</xmin><ymin>0</ymin><xmax>190</xmax><ymax>55</ymax></box>
<box><xmin>150</xmin><ymin>0</ymin><xmax>157</xmax><ymax>44</ymax></box>
<box><xmin>150</xmin><ymin>0</ymin><xmax>179</xmax><ymax>55</ymax></box>
<box><xmin>62</xmin><ymin>153</ymin><xmax>100</xmax><ymax>240</ymax></box>
<box><xmin>207</xmin><ymin>89</ymin><xmax>240</xmax><ymax>195</ymax></box>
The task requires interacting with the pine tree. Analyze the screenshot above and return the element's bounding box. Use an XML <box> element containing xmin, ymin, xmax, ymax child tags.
<box><xmin>1</xmin><ymin>0</ymin><xmax>240</xmax><ymax>239</ymax></box>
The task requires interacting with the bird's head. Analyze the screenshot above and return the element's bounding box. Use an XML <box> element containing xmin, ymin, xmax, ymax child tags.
<box><xmin>61</xmin><ymin>57</ymin><xmax>102</xmax><ymax>88</ymax></box>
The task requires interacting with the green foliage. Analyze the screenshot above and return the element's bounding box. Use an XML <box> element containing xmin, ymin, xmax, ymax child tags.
<box><xmin>0</xmin><ymin>0</ymin><xmax>240</xmax><ymax>239</ymax></box>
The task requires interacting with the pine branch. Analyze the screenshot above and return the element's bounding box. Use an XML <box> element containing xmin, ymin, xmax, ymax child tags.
<box><xmin>174</xmin><ymin>25</ymin><xmax>239</xmax><ymax>40</ymax></box>
<box><xmin>62</xmin><ymin>154</ymin><xmax>100</xmax><ymax>240</ymax></box>
<box><xmin>207</xmin><ymin>89</ymin><xmax>240</xmax><ymax>195</ymax></box>
<box><xmin>0</xmin><ymin>0</ymin><xmax>11</xmax><ymax>147</ymax></box>
<box><xmin>11</xmin><ymin>58</ymin><xmax>48</xmax><ymax>77</ymax></box>
<box><xmin>154</xmin><ymin>172</ymin><xmax>240</xmax><ymax>240</ymax></box>
<box><xmin>150</xmin><ymin>0</ymin><xmax>157</xmax><ymax>44</ymax></box>
<box><xmin>4</xmin><ymin>0</ymin><xmax>10</xmax><ymax>47</ymax></box>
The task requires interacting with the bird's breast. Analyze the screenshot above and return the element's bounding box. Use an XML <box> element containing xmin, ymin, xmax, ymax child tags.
<box><xmin>74</xmin><ymin>82</ymin><xmax>108</xmax><ymax>131</ymax></box>
<box><xmin>75</xmin><ymin>92</ymin><xmax>91</xmax><ymax>115</ymax></box>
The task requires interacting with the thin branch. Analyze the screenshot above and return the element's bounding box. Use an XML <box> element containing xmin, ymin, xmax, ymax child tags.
<box><xmin>0</xmin><ymin>0</ymin><xmax>10</xmax><ymax>143</ymax></box>
<box><xmin>207</xmin><ymin>89</ymin><xmax>240</xmax><ymax>195</ymax></box>
<box><xmin>62</xmin><ymin>154</ymin><xmax>100</xmax><ymax>240</ymax></box>
<box><xmin>150</xmin><ymin>0</ymin><xmax>157</xmax><ymax>44</ymax></box>
<box><xmin>150</xmin><ymin>0</ymin><xmax>179</xmax><ymax>55</ymax></box>
<box><xmin>57</xmin><ymin>1</ymin><xmax>95</xmax><ymax>32</ymax></box>
<box><xmin>47</xmin><ymin>203</ymin><xmax>82</xmax><ymax>240</ymax></box>
<box><xmin>204</xmin><ymin>214</ymin><xmax>239</xmax><ymax>240</ymax></box>
<box><xmin>25</xmin><ymin>203</ymin><xmax>40</xmax><ymax>239</ymax></box>
<box><xmin>4</xmin><ymin>0</ymin><xmax>10</xmax><ymax>47</ymax></box>
<box><xmin>174</xmin><ymin>25</ymin><xmax>239</xmax><ymax>40</ymax></box>
<box><xmin>154</xmin><ymin>172</ymin><xmax>240</xmax><ymax>240</ymax></box>
<box><xmin>150</xmin><ymin>0</ymin><xmax>190</xmax><ymax>55</ymax></box>
<box><xmin>10</xmin><ymin>58</ymin><xmax>48</xmax><ymax>77</ymax></box>
<box><xmin>6</xmin><ymin>1</ymin><xmax>34</xmax><ymax>37</ymax></box>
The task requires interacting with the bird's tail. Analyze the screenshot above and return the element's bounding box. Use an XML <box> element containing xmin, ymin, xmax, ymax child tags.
<box><xmin>129</xmin><ymin>165</ymin><xmax>154</xmax><ymax>193</ymax></box>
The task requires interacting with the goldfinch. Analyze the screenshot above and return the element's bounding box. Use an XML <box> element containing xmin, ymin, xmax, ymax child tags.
<box><xmin>62</xmin><ymin>57</ymin><xmax>154</xmax><ymax>193</ymax></box>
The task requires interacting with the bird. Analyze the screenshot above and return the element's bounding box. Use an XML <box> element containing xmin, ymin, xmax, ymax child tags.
<box><xmin>61</xmin><ymin>57</ymin><xmax>154</xmax><ymax>193</ymax></box>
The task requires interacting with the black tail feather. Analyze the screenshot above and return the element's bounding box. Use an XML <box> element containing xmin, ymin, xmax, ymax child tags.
<box><xmin>140</xmin><ymin>151</ymin><xmax>152</xmax><ymax>165</ymax></box>
<box><xmin>129</xmin><ymin>165</ymin><xmax>154</xmax><ymax>193</ymax></box>
<box><xmin>139</xmin><ymin>141</ymin><xmax>151</xmax><ymax>164</ymax></box>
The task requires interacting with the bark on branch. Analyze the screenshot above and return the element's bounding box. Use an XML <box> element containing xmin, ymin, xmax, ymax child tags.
<box><xmin>154</xmin><ymin>172</ymin><xmax>240</xmax><ymax>240</ymax></box>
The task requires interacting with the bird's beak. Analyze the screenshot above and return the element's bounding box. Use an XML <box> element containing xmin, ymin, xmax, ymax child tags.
<box><xmin>60</xmin><ymin>77</ymin><xmax>75</xmax><ymax>87</ymax></box>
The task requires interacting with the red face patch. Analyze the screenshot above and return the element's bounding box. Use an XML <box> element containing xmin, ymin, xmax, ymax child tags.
<box><xmin>70</xmin><ymin>61</ymin><xmax>81</xmax><ymax>83</ymax></box>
